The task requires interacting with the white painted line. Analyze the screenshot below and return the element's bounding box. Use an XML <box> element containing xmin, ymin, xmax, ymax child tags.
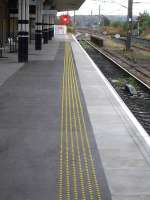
<box><xmin>72</xmin><ymin>35</ymin><xmax>150</xmax><ymax>147</ymax></box>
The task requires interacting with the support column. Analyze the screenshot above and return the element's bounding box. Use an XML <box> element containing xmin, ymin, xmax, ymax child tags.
<box><xmin>18</xmin><ymin>0</ymin><xmax>29</xmax><ymax>62</ymax></box>
<box><xmin>48</xmin><ymin>16</ymin><xmax>52</xmax><ymax>40</ymax></box>
<box><xmin>49</xmin><ymin>15</ymin><xmax>55</xmax><ymax>39</ymax></box>
<box><xmin>35</xmin><ymin>0</ymin><xmax>43</xmax><ymax>50</ymax></box>
<box><xmin>43</xmin><ymin>15</ymin><xmax>48</xmax><ymax>44</ymax></box>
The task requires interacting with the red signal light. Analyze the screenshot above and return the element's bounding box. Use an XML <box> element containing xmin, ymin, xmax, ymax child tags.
<box><xmin>63</xmin><ymin>16</ymin><xmax>67</xmax><ymax>22</ymax></box>
<box><xmin>59</xmin><ymin>15</ymin><xmax>71</xmax><ymax>25</ymax></box>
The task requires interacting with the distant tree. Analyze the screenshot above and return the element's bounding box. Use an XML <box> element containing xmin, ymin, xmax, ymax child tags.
<box><xmin>138</xmin><ymin>11</ymin><xmax>150</xmax><ymax>34</ymax></box>
<box><xmin>111</xmin><ymin>21</ymin><xmax>128</xmax><ymax>32</ymax></box>
<box><xmin>101</xmin><ymin>16</ymin><xmax>110</xmax><ymax>26</ymax></box>
<box><xmin>111</xmin><ymin>21</ymin><xmax>122</xmax><ymax>28</ymax></box>
<box><xmin>122</xmin><ymin>22</ymin><xmax>128</xmax><ymax>32</ymax></box>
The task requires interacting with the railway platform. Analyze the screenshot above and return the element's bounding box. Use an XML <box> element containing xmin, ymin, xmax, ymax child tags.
<box><xmin>0</xmin><ymin>34</ymin><xmax>150</xmax><ymax>200</ymax></box>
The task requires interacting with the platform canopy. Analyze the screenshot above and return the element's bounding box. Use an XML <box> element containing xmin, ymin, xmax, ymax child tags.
<box><xmin>44</xmin><ymin>0</ymin><xmax>85</xmax><ymax>11</ymax></box>
<box><xmin>8</xmin><ymin>0</ymin><xmax>85</xmax><ymax>11</ymax></box>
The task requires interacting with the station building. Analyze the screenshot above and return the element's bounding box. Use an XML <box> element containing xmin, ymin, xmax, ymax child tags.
<box><xmin>0</xmin><ymin>0</ymin><xmax>84</xmax><ymax>61</ymax></box>
<box><xmin>0</xmin><ymin>0</ymin><xmax>9</xmax><ymax>44</ymax></box>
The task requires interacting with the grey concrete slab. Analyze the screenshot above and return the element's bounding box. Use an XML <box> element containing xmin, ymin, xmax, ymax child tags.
<box><xmin>99</xmin><ymin>148</ymin><xmax>149</xmax><ymax>169</ymax></box>
<box><xmin>71</xmin><ymin>37</ymin><xmax>150</xmax><ymax>199</ymax></box>
<box><xmin>106</xmin><ymin>169</ymin><xmax>150</xmax><ymax>195</ymax></box>
<box><xmin>112</xmin><ymin>195</ymin><xmax>150</xmax><ymax>200</ymax></box>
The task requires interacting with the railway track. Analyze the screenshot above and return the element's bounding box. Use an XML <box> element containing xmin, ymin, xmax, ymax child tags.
<box><xmin>77</xmin><ymin>29</ymin><xmax>150</xmax><ymax>51</ymax></box>
<box><xmin>80</xmin><ymin>39</ymin><xmax>150</xmax><ymax>135</ymax></box>
<box><xmin>84</xmin><ymin>39</ymin><xmax>150</xmax><ymax>89</ymax></box>
<box><xmin>102</xmin><ymin>47</ymin><xmax>150</xmax><ymax>84</ymax></box>
<box><xmin>77</xmin><ymin>32</ymin><xmax>150</xmax><ymax>85</ymax></box>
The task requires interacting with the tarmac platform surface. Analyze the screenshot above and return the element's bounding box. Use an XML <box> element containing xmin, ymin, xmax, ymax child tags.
<box><xmin>0</xmin><ymin>35</ymin><xmax>150</xmax><ymax>200</ymax></box>
<box><xmin>0</xmin><ymin>40</ymin><xmax>64</xmax><ymax>199</ymax></box>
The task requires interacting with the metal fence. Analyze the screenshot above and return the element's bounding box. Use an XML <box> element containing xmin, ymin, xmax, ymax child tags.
<box><xmin>132</xmin><ymin>37</ymin><xmax>150</xmax><ymax>48</ymax></box>
<box><xmin>113</xmin><ymin>37</ymin><xmax>150</xmax><ymax>48</ymax></box>
<box><xmin>8</xmin><ymin>32</ymin><xmax>18</xmax><ymax>53</ymax></box>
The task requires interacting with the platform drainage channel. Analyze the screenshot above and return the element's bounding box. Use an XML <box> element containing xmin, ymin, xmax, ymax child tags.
<box><xmin>57</xmin><ymin>42</ymin><xmax>111</xmax><ymax>200</ymax></box>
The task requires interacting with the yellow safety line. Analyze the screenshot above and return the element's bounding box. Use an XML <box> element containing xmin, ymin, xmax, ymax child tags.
<box><xmin>58</xmin><ymin>43</ymin><xmax>67</xmax><ymax>200</ymax></box>
<box><xmin>70</xmin><ymin>45</ymin><xmax>102</xmax><ymax>200</ymax></box>
<box><xmin>67</xmin><ymin>43</ymin><xmax>88</xmax><ymax>199</ymax></box>
<box><xmin>67</xmin><ymin>45</ymin><xmax>94</xmax><ymax>200</ymax></box>
<box><xmin>66</xmin><ymin>42</ymin><xmax>79</xmax><ymax>199</ymax></box>
<box><xmin>58</xmin><ymin>42</ymin><xmax>101</xmax><ymax>200</ymax></box>
<box><xmin>66</xmin><ymin>43</ymin><xmax>94</xmax><ymax>199</ymax></box>
<box><xmin>67</xmin><ymin>43</ymin><xmax>87</xmax><ymax>200</ymax></box>
<box><xmin>67</xmin><ymin>48</ymin><xmax>79</xmax><ymax>200</ymax></box>
<box><xmin>65</xmin><ymin>43</ymin><xmax>71</xmax><ymax>200</ymax></box>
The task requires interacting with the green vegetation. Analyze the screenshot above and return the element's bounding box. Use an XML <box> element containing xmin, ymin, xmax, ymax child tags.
<box><xmin>67</xmin><ymin>25</ymin><xmax>75</xmax><ymax>33</ymax></box>
<box><xmin>100</xmin><ymin>21</ymin><xmax>128</xmax><ymax>36</ymax></box>
<box><xmin>138</xmin><ymin>11</ymin><xmax>150</xmax><ymax>38</ymax></box>
<box><xmin>101</xmin><ymin>11</ymin><xmax>150</xmax><ymax>38</ymax></box>
<box><xmin>111</xmin><ymin>21</ymin><xmax>127</xmax><ymax>30</ymax></box>
<box><xmin>114</xmin><ymin>77</ymin><xmax>141</xmax><ymax>89</ymax></box>
<box><xmin>101</xmin><ymin>16</ymin><xmax>110</xmax><ymax>26</ymax></box>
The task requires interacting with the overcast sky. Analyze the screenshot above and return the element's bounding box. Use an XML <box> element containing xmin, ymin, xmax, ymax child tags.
<box><xmin>58</xmin><ymin>0</ymin><xmax>150</xmax><ymax>16</ymax></box>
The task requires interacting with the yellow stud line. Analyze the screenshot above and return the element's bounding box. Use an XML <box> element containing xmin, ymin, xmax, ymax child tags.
<box><xmin>67</xmin><ymin>43</ymin><xmax>94</xmax><ymax>199</ymax></box>
<box><xmin>67</xmin><ymin>44</ymin><xmax>87</xmax><ymax>200</ymax></box>
<box><xmin>65</xmin><ymin>43</ymin><xmax>71</xmax><ymax>200</ymax></box>
<box><xmin>58</xmin><ymin>42</ymin><xmax>102</xmax><ymax>200</ymax></box>
<box><xmin>65</xmin><ymin>42</ymin><xmax>79</xmax><ymax>199</ymax></box>
<box><xmin>66</xmin><ymin>43</ymin><xmax>87</xmax><ymax>199</ymax></box>
<box><xmin>70</xmin><ymin>45</ymin><xmax>102</xmax><ymax>200</ymax></box>
<box><xmin>58</xmin><ymin>43</ymin><xmax>67</xmax><ymax>200</ymax></box>
<box><xmin>67</xmin><ymin>44</ymin><xmax>94</xmax><ymax>200</ymax></box>
<box><xmin>67</xmin><ymin>47</ymin><xmax>79</xmax><ymax>200</ymax></box>
<box><xmin>70</xmin><ymin>43</ymin><xmax>101</xmax><ymax>198</ymax></box>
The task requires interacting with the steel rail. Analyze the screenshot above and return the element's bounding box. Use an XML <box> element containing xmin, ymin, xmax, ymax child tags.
<box><xmin>83</xmin><ymin>39</ymin><xmax>150</xmax><ymax>90</ymax></box>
